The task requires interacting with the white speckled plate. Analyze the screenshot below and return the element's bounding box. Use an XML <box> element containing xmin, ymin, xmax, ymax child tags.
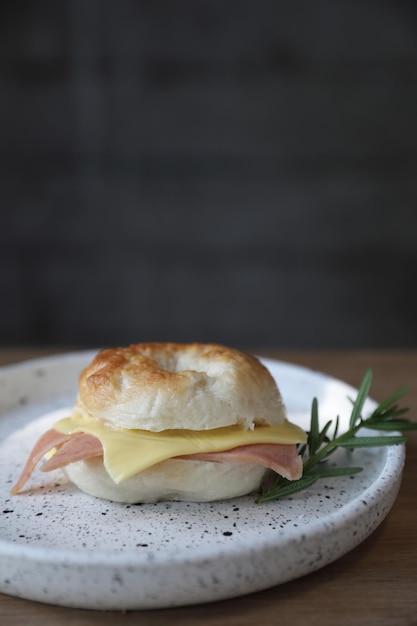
<box><xmin>0</xmin><ymin>352</ymin><xmax>405</xmax><ymax>610</ymax></box>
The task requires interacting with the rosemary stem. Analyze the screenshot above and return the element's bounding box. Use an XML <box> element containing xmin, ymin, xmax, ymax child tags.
<box><xmin>302</xmin><ymin>420</ymin><xmax>364</xmax><ymax>472</ymax></box>
<box><xmin>257</xmin><ymin>369</ymin><xmax>414</xmax><ymax>503</ymax></box>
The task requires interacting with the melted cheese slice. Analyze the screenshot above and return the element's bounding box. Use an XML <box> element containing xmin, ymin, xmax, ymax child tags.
<box><xmin>53</xmin><ymin>416</ymin><xmax>307</xmax><ymax>484</ymax></box>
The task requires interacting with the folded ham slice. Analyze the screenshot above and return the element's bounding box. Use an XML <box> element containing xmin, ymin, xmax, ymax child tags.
<box><xmin>11</xmin><ymin>429</ymin><xmax>74</xmax><ymax>495</ymax></box>
<box><xmin>40</xmin><ymin>433</ymin><xmax>103</xmax><ymax>472</ymax></box>
<box><xmin>11</xmin><ymin>428</ymin><xmax>302</xmax><ymax>495</ymax></box>
<box><xmin>179</xmin><ymin>444</ymin><xmax>302</xmax><ymax>481</ymax></box>
<box><xmin>10</xmin><ymin>429</ymin><xmax>102</xmax><ymax>495</ymax></box>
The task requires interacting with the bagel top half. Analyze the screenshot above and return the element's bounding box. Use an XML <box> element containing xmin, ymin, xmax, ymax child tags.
<box><xmin>75</xmin><ymin>342</ymin><xmax>287</xmax><ymax>431</ymax></box>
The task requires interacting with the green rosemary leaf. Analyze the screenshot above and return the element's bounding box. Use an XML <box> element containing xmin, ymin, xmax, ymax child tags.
<box><xmin>333</xmin><ymin>415</ymin><xmax>341</xmax><ymax>439</ymax></box>
<box><xmin>364</xmin><ymin>420</ymin><xmax>416</xmax><ymax>431</ymax></box>
<box><xmin>370</xmin><ymin>386</ymin><xmax>408</xmax><ymax>415</ymax></box>
<box><xmin>312</xmin><ymin>466</ymin><xmax>363</xmax><ymax>478</ymax></box>
<box><xmin>309</xmin><ymin>397</ymin><xmax>320</xmax><ymax>456</ymax></box>
<box><xmin>257</xmin><ymin>473</ymin><xmax>321</xmax><ymax>502</ymax></box>
<box><xmin>337</xmin><ymin>435</ymin><xmax>408</xmax><ymax>447</ymax></box>
<box><xmin>316</xmin><ymin>419</ymin><xmax>333</xmax><ymax>448</ymax></box>
<box><xmin>258</xmin><ymin>466</ymin><xmax>363</xmax><ymax>502</ymax></box>
<box><xmin>349</xmin><ymin>368</ymin><xmax>373</xmax><ymax>430</ymax></box>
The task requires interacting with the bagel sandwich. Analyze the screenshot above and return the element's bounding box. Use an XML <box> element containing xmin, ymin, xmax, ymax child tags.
<box><xmin>11</xmin><ymin>342</ymin><xmax>307</xmax><ymax>503</ymax></box>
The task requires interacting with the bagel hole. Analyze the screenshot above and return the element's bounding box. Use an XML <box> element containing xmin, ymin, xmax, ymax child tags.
<box><xmin>157</xmin><ymin>354</ymin><xmax>207</xmax><ymax>376</ymax></box>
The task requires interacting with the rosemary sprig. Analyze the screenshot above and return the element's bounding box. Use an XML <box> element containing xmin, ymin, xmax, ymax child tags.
<box><xmin>257</xmin><ymin>369</ymin><xmax>416</xmax><ymax>503</ymax></box>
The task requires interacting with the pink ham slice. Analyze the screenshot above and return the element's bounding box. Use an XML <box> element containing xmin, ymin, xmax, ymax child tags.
<box><xmin>10</xmin><ymin>429</ymin><xmax>102</xmax><ymax>495</ymax></box>
<box><xmin>179</xmin><ymin>444</ymin><xmax>303</xmax><ymax>481</ymax></box>
<box><xmin>11</xmin><ymin>429</ymin><xmax>302</xmax><ymax>494</ymax></box>
<box><xmin>40</xmin><ymin>433</ymin><xmax>103</xmax><ymax>472</ymax></box>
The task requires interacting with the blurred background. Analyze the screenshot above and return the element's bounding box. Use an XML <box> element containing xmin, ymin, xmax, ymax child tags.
<box><xmin>1</xmin><ymin>0</ymin><xmax>417</xmax><ymax>351</ymax></box>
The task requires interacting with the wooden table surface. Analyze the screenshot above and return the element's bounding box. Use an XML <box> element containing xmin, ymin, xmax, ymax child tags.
<box><xmin>1</xmin><ymin>348</ymin><xmax>416</xmax><ymax>626</ymax></box>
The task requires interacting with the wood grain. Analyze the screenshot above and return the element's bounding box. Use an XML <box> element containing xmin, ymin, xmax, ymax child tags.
<box><xmin>1</xmin><ymin>349</ymin><xmax>416</xmax><ymax>626</ymax></box>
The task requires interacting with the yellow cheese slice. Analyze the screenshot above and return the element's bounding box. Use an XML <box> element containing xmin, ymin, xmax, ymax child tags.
<box><xmin>53</xmin><ymin>416</ymin><xmax>306</xmax><ymax>484</ymax></box>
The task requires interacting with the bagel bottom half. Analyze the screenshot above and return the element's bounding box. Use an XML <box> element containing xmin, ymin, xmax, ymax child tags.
<box><xmin>63</xmin><ymin>457</ymin><xmax>267</xmax><ymax>503</ymax></box>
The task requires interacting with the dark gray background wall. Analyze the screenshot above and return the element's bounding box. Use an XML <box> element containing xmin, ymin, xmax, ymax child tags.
<box><xmin>2</xmin><ymin>1</ymin><xmax>417</xmax><ymax>349</ymax></box>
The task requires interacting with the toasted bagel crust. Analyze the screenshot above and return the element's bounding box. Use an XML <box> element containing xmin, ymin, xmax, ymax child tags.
<box><xmin>75</xmin><ymin>342</ymin><xmax>286</xmax><ymax>431</ymax></box>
